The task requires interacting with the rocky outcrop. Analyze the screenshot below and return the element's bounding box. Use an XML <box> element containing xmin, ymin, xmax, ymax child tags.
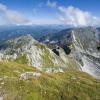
<box><xmin>0</xmin><ymin>35</ymin><xmax>71</xmax><ymax>71</ymax></box>
<box><xmin>72</xmin><ymin>27</ymin><xmax>100</xmax><ymax>79</ymax></box>
<box><xmin>20</xmin><ymin>72</ymin><xmax>41</xmax><ymax>80</ymax></box>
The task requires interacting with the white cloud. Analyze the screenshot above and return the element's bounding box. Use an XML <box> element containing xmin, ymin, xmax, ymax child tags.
<box><xmin>0</xmin><ymin>3</ymin><xmax>32</xmax><ymax>25</ymax></box>
<box><xmin>47</xmin><ymin>1</ymin><xmax>100</xmax><ymax>27</ymax></box>
<box><xmin>47</xmin><ymin>0</ymin><xmax>57</xmax><ymax>8</ymax></box>
<box><xmin>0</xmin><ymin>3</ymin><xmax>7</xmax><ymax>11</ymax></box>
<box><xmin>57</xmin><ymin>6</ymin><xmax>100</xmax><ymax>27</ymax></box>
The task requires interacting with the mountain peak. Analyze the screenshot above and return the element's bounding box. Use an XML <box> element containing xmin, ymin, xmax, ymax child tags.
<box><xmin>0</xmin><ymin>35</ymin><xmax>74</xmax><ymax>71</ymax></box>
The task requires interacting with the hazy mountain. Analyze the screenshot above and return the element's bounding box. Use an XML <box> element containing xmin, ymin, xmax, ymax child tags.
<box><xmin>0</xmin><ymin>25</ymin><xmax>67</xmax><ymax>41</ymax></box>
<box><xmin>40</xmin><ymin>28</ymin><xmax>73</xmax><ymax>46</ymax></box>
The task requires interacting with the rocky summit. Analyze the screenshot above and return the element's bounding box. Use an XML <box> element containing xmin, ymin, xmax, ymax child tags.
<box><xmin>0</xmin><ymin>35</ymin><xmax>61</xmax><ymax>67</ymax></box>
<box><xmin>0</xmin><ymin>34</ymin><xmax>79</xmax><ymax>72</ymax></box>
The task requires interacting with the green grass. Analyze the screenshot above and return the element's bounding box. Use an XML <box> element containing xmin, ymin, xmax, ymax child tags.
<box><xmin>0</xmin><ymin>61</ymin><xmax>100</xmax><ymax>100</ymax></box>
<box><xmin>14</xmin><ymin>54</ymin><xmax>28</xmax><ymax>64</ymax></box>
<box><xmin>0</xmin><ymin>61</ymin><xmax>38</xmax><ymax>77</ymax></box>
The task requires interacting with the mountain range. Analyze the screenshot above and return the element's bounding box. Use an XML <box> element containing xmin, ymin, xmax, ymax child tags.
<box><xmin>0</xmin><ymin>26</ymin><xmax>100</xmax><ymax>100</ymax></box>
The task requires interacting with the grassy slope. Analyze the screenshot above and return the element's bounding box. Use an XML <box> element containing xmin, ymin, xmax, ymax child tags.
<box><xmin>0</xmin><ymin>61</ymin><xmax>38</xmax><ymax>77</ymax></box>
<box><xmin>0</xmin><ymin>61</ymin><xmax>100</xmax><ymax>100</ymax></box>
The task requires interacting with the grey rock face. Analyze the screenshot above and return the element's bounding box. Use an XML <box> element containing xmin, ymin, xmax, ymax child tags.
<box><xmin>0</xmin><ymin>35</ymin><xmax>68</xmax><ymax>71</ymax></box>
<box><xmin>72</xmin><ymin>27</ymin><xmax>100</xmax><ymax>79</ymax></box>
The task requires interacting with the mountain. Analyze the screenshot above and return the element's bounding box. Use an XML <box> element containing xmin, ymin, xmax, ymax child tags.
<box><xmin>40</xmin><ymin>27</ymin><xmax>100</xmax><ymax>46</ymax></box>
<box><xmin>72</xmin><ymin>27</ymin><xmax>100</xmax><ymax>79</ymax></box>
<box><xmin>0</xmin><ymin>35</ymin><xmax>63</xmax><ymax>70</ymax></box>
<box><xmin>0</xmin><ymin>27</ymin><xmax>100</xmax><ymax>100</ymax></box>
<box><xmin>0</xmin><ymin>25</ymin><xmax>67</xmax><ymax>41</ymax></box>
<box><xmin>1</xmin><ymin>27</ymin><xmax>99</xmax><ymax>78</ymax></box>
<box><xmin>40</xmin><ymin>28</ymin><xmax>73</xmax><ymax>46</ymax></box>
<box><xmin>0</xmin><ymin>35</ymin><xmax>79</xmax><ymax>72</ymax></box>
<box><xmin>39</xmin><ymin>26</ymin><xmax>100</xmax><ymax>79</ymax></box>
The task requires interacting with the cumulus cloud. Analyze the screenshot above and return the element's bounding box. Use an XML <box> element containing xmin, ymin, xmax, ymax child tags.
<box><xmin>0</xmin><ymin>3</ymin><xmax>32</xmax><ymax>25</ymax></box>
<box><xmin>57</xmin><ymin>6</ymin><xmax>100</xmax><ymax>27</ymax></box>
<box><xmin>47</xmin><ymin>0</ymin><xmax>57</xmax><ymax>8</ymax></box>
<box><xmin>47</xmin><ymin>1</ymin><xmax>100</xmax><ymax>27</ymax></box>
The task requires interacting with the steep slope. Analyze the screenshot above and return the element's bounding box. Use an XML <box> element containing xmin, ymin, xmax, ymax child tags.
<box><xmin>53</xmin><ymin>47</ymin><xmax>80</xmax><ymax>71</ymax></box>
<box><xmin>0</xmin><ymin>35</ymin><xmax>79</xmax><ymax>72</ymax></box>
<box><xmin>72</xmin><ymin>27</ymin><xmax>100</xmax><ymax>79</ymax></box>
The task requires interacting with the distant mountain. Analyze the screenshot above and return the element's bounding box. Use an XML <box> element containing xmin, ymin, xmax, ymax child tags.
<box><xmin>97</xmin><ymin>27</ymin><xmax>100</xmax><ymax>31</ymax></box>
<box><xmin>40</xmin><ymin>28</ymin><xmax>73</xmax><ymax>47</ymax></box>
<box><xmin>0</xmin><ymin>25</ymin><xmax>67</xmax><ymax>41</ymax></box>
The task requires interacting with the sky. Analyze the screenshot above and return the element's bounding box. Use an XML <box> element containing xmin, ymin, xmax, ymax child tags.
<box><xmin>0</xmin><ymin>0</ymin><xmax>100</xmax><ymax>26</ymax></box>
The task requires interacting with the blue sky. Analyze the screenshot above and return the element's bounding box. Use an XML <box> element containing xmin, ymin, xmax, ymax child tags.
<box><xmin>0</xmin><ymin>0</ymin><xmax>100</xmax><ymax>26</ymax></box>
